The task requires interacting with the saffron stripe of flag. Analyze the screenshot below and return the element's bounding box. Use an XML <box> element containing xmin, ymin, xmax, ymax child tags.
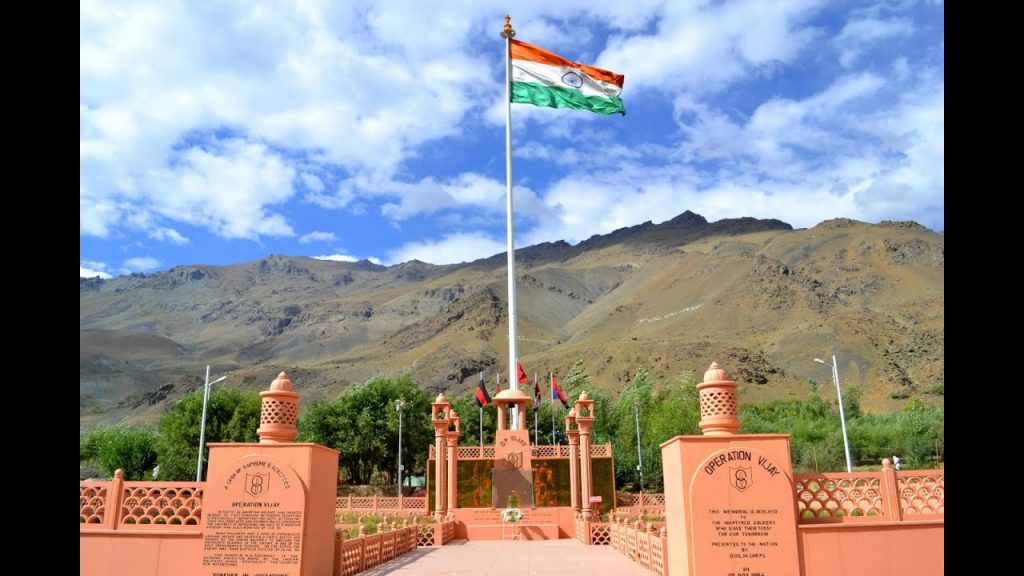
<box><xmin>517</xmin><ymin>361</ymin><xmax>529</xmax><ymax>385</ymax></box>
<box><xmin>510</xmin><ymin>39</ymin><xmax>625</xmax><ymax>116</ymax></box>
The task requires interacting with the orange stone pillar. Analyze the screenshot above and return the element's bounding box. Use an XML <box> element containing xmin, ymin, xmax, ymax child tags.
<box><xmin>696</xmin><ymin>362</ymin><xmax>740</xmax><ymax>435</ymax></box>
<box><xmin>566</xmin><ymin>409</ymin><xmax>581</xmax><ymax>513</ymax></box>
<box><xmin>446</xmin><ymin>409</ymin><xmax>460</xmax><ymax>519</ymax></box>
<box><xmin>496</xmin><ymin>400</ymin><xmax>507</xmax><ymax>431</ymax></box>
<box><xmin>257</xmin><ymin>371</ymin><xmax>299</xmax><ymax>443</ymax></box>
<box><xmin>431</xmin><ymin>394</ymin><xmax>451</xmax><ymax>521</ymax></box>
<box><xmin>203</xmin><ymin>371</ymin><xmax>339</xmax><ymax>576</ymax></box>
<box><xmin>661</xmin><ymin>362</ymin><xmax>800</xmax><ymax>576</ymax></box>
<box><xmin>575</xmin><ymin>392</ymin><xmax>596</xmax><ymax>520</ymax></box>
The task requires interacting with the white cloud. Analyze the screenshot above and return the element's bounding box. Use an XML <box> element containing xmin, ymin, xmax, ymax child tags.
<box><xmin>599</xmin><ymin>0</ymin><xmax>824</xmax><ymax>95</ymax></box>
<box><xmin>338</xmin><ymin>171</ymin><xmax>544</xmax><ymax>224</ymax></box>
<box><xmin>80</xmin><ymin>1</ymin><xmax>943</xmax><ymax>267</ymax></box>
<box><xmin>148</xmin><ymin>227</ymin><xmax>189</xmax><ymax>245</ymax></box>
<box><xmin>300</xmin><ymin>173</ymin><xmax>325</xmax><ymax>193</ymax></box>
<box><xmin>299</xmin><ymin>231</ymin><xmax>338</xmax><ymax>244</ymax></box>
<box><xmin>80</xmin><ymin>259</ymin><xmax>113</xmax><ymax>279</ymax></box>
<box><xmin>80</xmin><ymin>266</ymin><xmax>112</xmax><ymax>279</ymax></box>
<box><xmin>835</xmin><ymin>17</ymin><xmax>914</xmax><ymax>68</ymax></box>
<box><xmin>122</xmin><ymin>257</ymin><xmax>161</xmax><ymax>273</ymax></box>
<box><xmin>313</xmin><ymin>253</ymin><xmax>382</xmax><ymax>264</ymax></box>
<box><xmin>386</xmin><ymin>232</ymin><xmax>507</xmax><ymax>265</ymax></box>
<box><xmin>312</xmin><ymin>253</ymin><xmax>359</xmax><ymax>262</ymax></box>
<box><xmin>379</xmin><ymin>173</ymin><xmax>510</xmax><ymax>220</ymax></box>
<box><xmin>80</xmin><ymin>1</ymin><xmax>494</xmax><ymax>241</ymax></box>
<box><xmin>524</xmin><ymin>64</ymin><xmax>944</xmax><ymax>241</ymax></box>
<box><xmin>144</xmin><ymin>139</ymin><xmax>297</xmax><ymax>240</ymax></box>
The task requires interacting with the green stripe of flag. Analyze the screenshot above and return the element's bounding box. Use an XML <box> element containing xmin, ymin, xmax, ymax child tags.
<box><xmin>511</xmin><ymin>81</ymin><xmax>625</xmax><ymax>116</ymax></box>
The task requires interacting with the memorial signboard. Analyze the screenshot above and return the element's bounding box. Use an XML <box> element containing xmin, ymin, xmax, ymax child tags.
<box><xmin>201</xmin><ymin>454</ymin><xmax>306</xmax><ymax>576</ymax></box>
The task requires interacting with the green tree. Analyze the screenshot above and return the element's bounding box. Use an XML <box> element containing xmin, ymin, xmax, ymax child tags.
<box><xmin>842</xmin><ymin>385</ymin><xmax>863</xmax><ymax>419</ymax></box>
<box><xmin>155</xmin><ymin>387</ymin><xmax>261</xmax><ymax>480</ymax></box>
<box><xmin>562</xmin><ymin>359</ymin><xmax>590</xmax><ymax>398</ymax></box>
<box><xmin>80</xmin><ymin>426</ymin><xmax>159</xmax><ymax>481</ymax></box>
<box><xmin>450</xmin><ymin>393</ymin><xmax>498</xmax><ymax>447</ymax></box>
<box><xmin>609</xmin><ymin>370</ymin><xmax>701</xmax><ymax>492</ymax></box>
<box><xmin>298</xmin><ymin>373</ymin><xmax>431</xmax><ymax>485</ymax></box>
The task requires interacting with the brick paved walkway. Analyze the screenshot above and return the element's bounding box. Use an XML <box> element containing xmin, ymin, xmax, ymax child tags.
<box><xmin>359</xmin><ymin>539</ymin><xmax>653</xmax><ymax>576</ymax></box>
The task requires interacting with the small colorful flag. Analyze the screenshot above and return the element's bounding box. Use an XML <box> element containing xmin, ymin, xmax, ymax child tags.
<box><xmin>517</xmin><ymin>361</ymin><xmax>529</xmax><ymax>385</ymax></box>
<box><xmin>533</xmin><ymin>373</ymin><xmax>541</xmax><ymax>412</ymax></box>
<box><xmin>552</xmin><ymin>374</ymin><xmax>570</xmax><ymax>408</ymax></box>
<box><xmin>475</xmin><ymin>371</ymin><xmax>492</xmax><ymax>407</ymax></box>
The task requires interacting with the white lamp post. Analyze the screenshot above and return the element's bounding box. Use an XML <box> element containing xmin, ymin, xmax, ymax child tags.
<box><xmin>395</xmin><ymin>399</ymin><xmax>405</xmax><ymax>498</ymax></box>
<box><xmin>197</xmin><ymin>365</ymin><xmax>228</xmax><ymax>482</ymax></box>
<box><xmin>814</xmin><ymin>356</ymin><xmax>853</xmax><ymax>474</ymax></box>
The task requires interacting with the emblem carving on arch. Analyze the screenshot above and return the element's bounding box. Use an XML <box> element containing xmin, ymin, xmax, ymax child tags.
<box><xmin>506</xmin><ymin>452</ymin><xmax>522</xmax><ymax>469</ymax></box>
<box><xmin>730</xmin><ymin>467</ymin><xmax>752</xmax><ymax>492</ymax></box>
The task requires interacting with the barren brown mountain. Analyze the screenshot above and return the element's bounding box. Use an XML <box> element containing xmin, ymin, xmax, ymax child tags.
<box><xmin>80</xmin><ymin>212</ymin><xmax>943</xmax><ymax>429</ymax></box>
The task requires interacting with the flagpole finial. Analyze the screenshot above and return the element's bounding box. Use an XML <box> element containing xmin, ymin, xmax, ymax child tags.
<box><xmin>501</xmin><ymin>15</ymin><xmax>516</xmax><ymax>38</ymax></box>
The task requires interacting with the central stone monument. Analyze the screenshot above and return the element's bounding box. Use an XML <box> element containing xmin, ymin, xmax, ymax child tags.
<box><xmin>491</xmin><ymin>388</ymin><xmax>535</xmax><ymax>508</ymax></box>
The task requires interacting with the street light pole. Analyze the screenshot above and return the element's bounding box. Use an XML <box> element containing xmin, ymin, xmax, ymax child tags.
<box><xmin>396</xmin><ymin>399</ymin><xmax>405</xmax><ymax>498</ymax></box>
<box><xmin>197</xmin><ymin>365</ymin><xmax>228</xmax><ymax>482</ymax></box>
<box><xmin>633</xmin><ymin>401</ymin><xmax>644</xmax><ymax>493</ymax></box>
<box><xmin>815</xmin><ymin>356</ymin><xmax>853</xmax><ymax>474</ymax></box>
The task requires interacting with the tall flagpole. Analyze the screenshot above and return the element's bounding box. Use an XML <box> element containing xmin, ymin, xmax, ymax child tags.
<box><xmin>533</xmin><ymin>372</ymin><xmax>539</xmax><ymax>445</ymax></box>
<box><xmin>550</xmin><ymin>372</ymin><xmax>556</xmax><ymax>445</ymax></box>
<box><xmin>501</xmin><ymin>15</ymin><xmax>519</xmax><ymax>428</ymax></box>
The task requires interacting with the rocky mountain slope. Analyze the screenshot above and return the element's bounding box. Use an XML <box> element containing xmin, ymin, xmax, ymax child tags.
<box><xmin>80</xmin><ymin>212</ymin><xmax>944</xmax><ymax>429</ymax></box>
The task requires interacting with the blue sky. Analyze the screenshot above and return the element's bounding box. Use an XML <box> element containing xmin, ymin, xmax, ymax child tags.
<box><xmin>80</xmin><ymin>0</ymin><xmax>944</xmax><ymax>278</ymax></box>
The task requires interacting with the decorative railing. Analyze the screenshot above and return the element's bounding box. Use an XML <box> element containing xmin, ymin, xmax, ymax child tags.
<box><xmin>575</xmin><ymin>513</ymin><xmax>612</xmax><ymax>546</ymax></box>
<box><xmin>335</xmin><ymin>495</ymin><xmax>427</xmax><ymax>513</ymax></box>
<box><xmin>80</xmin><ymin>482</ymin><xmax>109</xmax><ymax>527</ymax></box>
<box><xmin>590</xmin><ymin>522</ymin><xmax>612</xmax><ymax>545</ymax></box>
<box><xmin>333</xmin><ymin>524</ymin><xmax>418</xmax><ymax>576</ymax></box>
<box><xmin>455</xmin><ymin>446</ymin><xmax>497</xmax><ymax>459</ymax></box>
<box><xmin>531</xmin><ymin>445</ymin><xmax>564</xmax><ymax>458</ymax></box>
<box><xmin>399</xmin><ymin>519</ymin><xmax>456</xmax><ymax>548</ymax></box>
<box><xmin>434</xmin><ymin>443</ymin><xmax>611</xmax><ymax>459</ymax></box>
<box><xmin>609</xmin><ymin>519</ymin><xmax>668</xmax><ymax>576</ymax></box>
<box><xmin>616</xmin><ymin>493</ymin><xmax>666</xmax><ymax>509</ymax></box>
<box><xmin>417</xmin><ymin>523</ymin><xmax>436</xmax><ymax>547</ymax></box>
<box><xmin>575</xmin><ymin>514</ymin><xmax>587</xmax><ymax>544</ymax></box>
<box><xmin>119</xmin><ymin>484</ymin><xmax>203</xmax><ymax>528</ymax></box>
<box><xmin>897</xmin><ymin>471</ymin><xmax>944</xmax><ymax>517</ymax></box>
<box><xmin>794</xmin><ymin>464</ymin><xmax>944</xmax><ymax>523</ymax></box>
<box><xmin>441</xmin><ymin>518</ymin><xmax>455</xmax><ymax>544</ymax></box>
<box><xmin>794</xmin><ymin>473</ymin><xmax>884</xmax><ymax>519</ymax></box>
<box><xmin>80</xmin><ymin>472</ymin><xmax>203</xmax><ymax>531</ymax></box>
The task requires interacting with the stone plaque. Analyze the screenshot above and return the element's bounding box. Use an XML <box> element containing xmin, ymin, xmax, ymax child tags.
<box><xmin>690</xmin><ymin>447</ymin><xmax>799</xmax><ymax>576</ymax></box>
<box><xmin>492</xmin><ymin>468</ymin><xmax>535</xmax><ymax>508</ymax></box>
<box><xmin>202</xmin><ymin>454</ymin><xmax>306</xmax><ymax>576</ymax></box>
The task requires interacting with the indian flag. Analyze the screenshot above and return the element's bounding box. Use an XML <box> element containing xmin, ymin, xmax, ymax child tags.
<box><xmin>510</xmin><ymin>39</ymin><xmax>625</xmax><ymax>116</ymax></box>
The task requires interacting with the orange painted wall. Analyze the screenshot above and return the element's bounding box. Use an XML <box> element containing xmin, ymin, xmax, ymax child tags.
<box><xmin>81</xmin><ymin>443</ymin><xmax>339</xmax><ymax>576</ymax></box>
<box><xmin>80</xmin><ymin>532</ymin><xmax>201</xmax><ymax>576</ymax></box>
<box><xmin>798</xmin><ymin>521</ymin><xmax>944</xmax><ymax>576</ymax></box>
